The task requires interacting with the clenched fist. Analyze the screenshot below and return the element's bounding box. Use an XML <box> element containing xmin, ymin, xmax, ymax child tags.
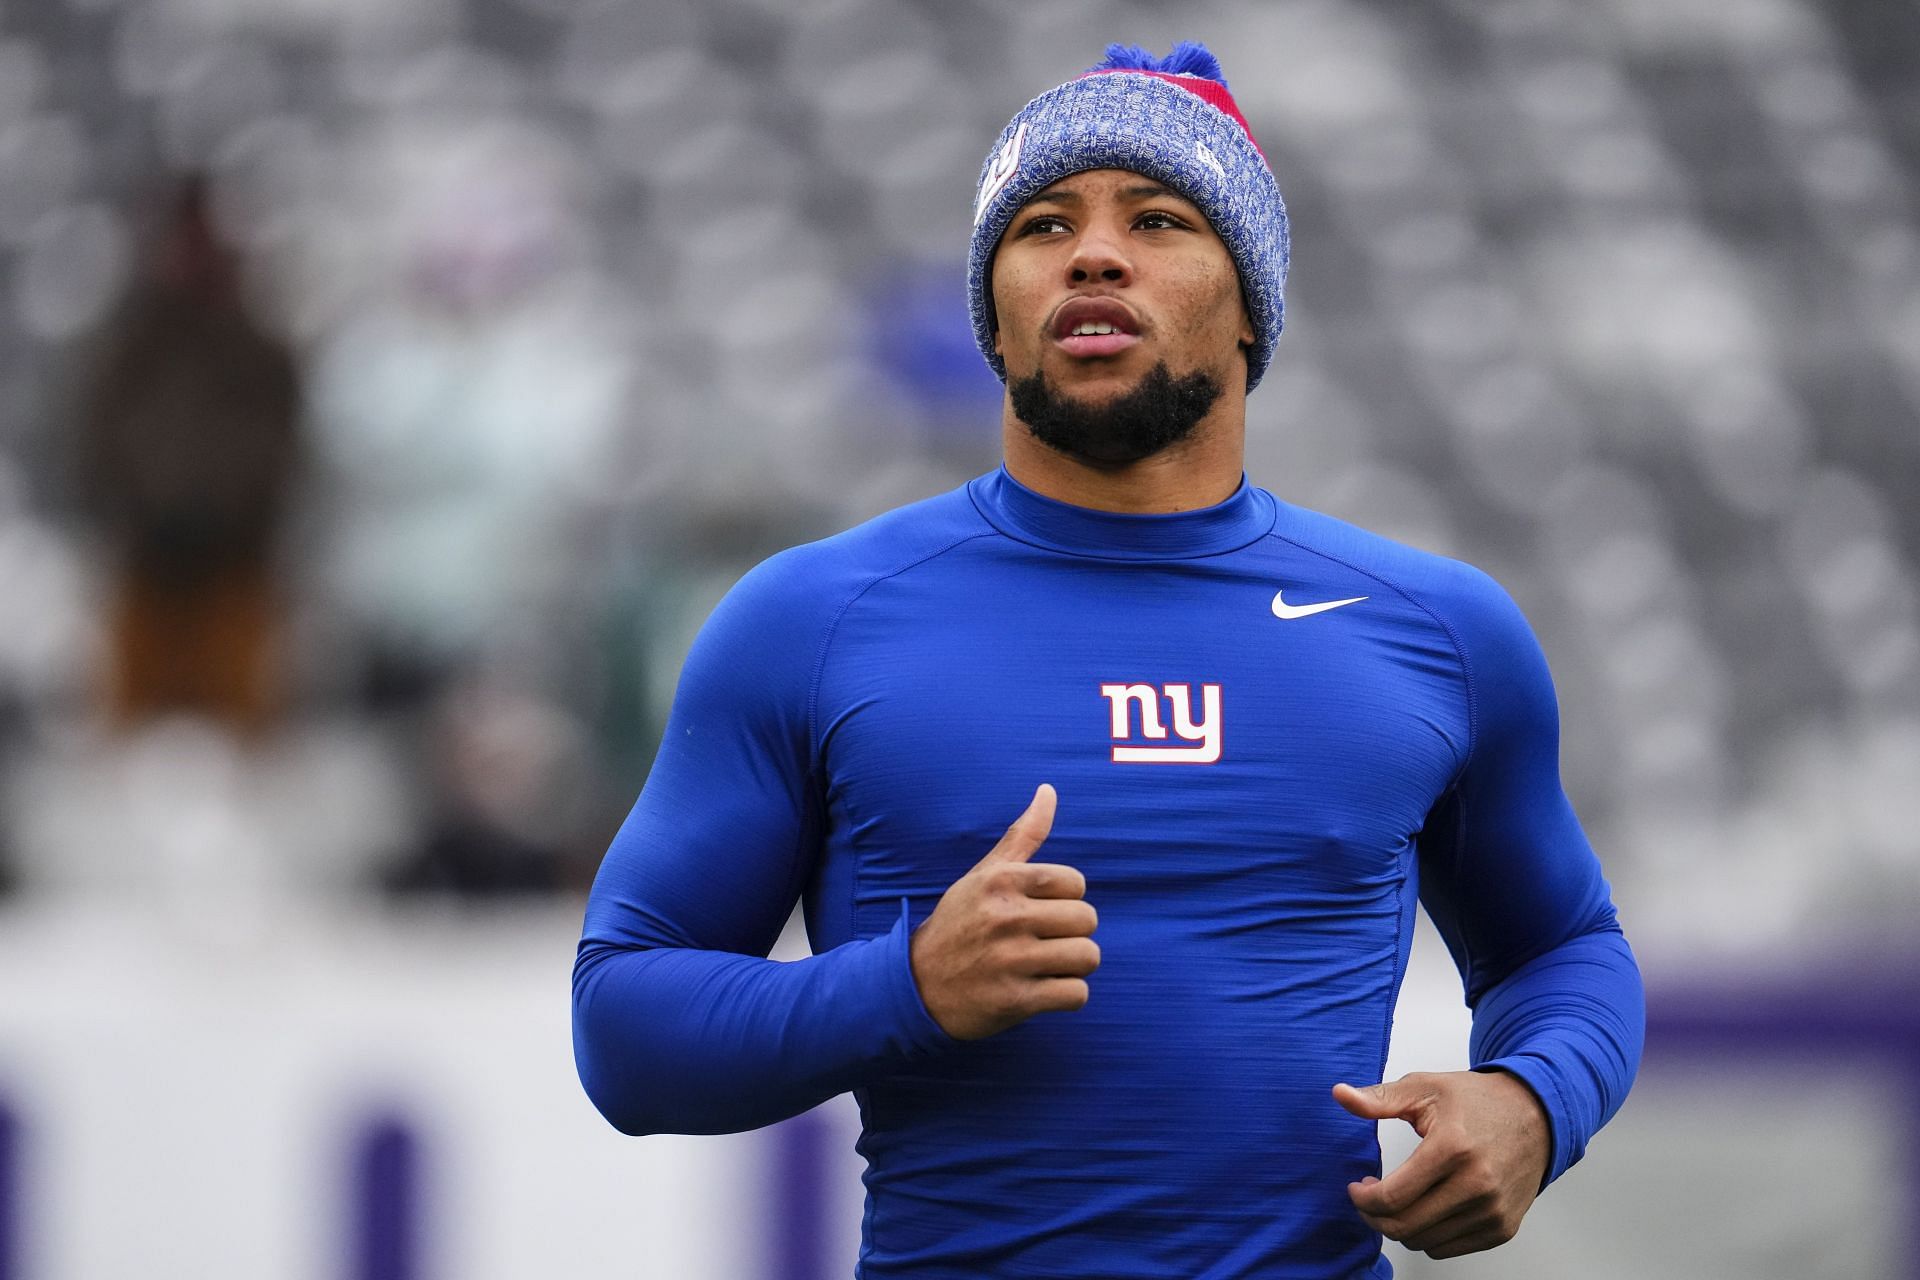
<box><xmin>910</xmin><ymin>784</ymin><xmax>1100</xmax><ymax>1040</ymax></box>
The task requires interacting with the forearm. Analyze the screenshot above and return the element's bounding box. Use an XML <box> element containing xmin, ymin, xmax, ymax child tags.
<box><xmin>572</xmin><ymin>907</ymin><xmax>955</xmax><ymax>1136</ymax></box>
<box><xmin>1466</xmin><ymin>925</ymin><xmax>1645</xmax><ymax>1186</ymax></box>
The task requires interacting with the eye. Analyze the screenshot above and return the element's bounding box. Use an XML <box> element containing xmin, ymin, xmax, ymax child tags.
<box><xmin>1135</xmin><ymin>210</ymin><xmax>1190</xmax><ymax>231</ymax></box>
<box><xmin>1018</xmin><ymin>214</ymin><xmax>1071</xmax><ymax>236</ymax></box>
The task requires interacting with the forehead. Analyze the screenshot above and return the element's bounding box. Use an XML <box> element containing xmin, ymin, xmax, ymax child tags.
<box><xmin>1021</xmin><ymin>167</ymin><xmax>1202</xmax><ymax>209</ymax></box>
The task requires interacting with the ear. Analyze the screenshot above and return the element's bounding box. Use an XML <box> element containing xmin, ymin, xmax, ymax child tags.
<box><xmin>993</xmin><ymin>324</ymin><xmax>1003</xmax><ymax>357</ymax></box>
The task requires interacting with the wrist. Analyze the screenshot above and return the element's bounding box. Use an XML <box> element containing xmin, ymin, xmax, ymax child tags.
<box><xmin>895</xmin><ymin>900</ymin><xmax>958</xmax><ymax>1048</ymax></box>
<box><xmin>1475</xmin><ymin>1066</ymin><xmax>1552</xmax><ymax>1189</ymax></box>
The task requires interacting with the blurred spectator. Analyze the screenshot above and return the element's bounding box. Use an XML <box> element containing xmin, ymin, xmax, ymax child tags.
<box><xmin>381</xmin><ymin>671</ymin><xmax>600</xmax><ymax>898</ymax></box>
<box><xmin>74</xmin><ymin>175</ymin><xmax>302</xmax><ymax>735</ymax></box>
<box><xmin>302</xmin><ymin>119</ymin><xmax>630</xmax><ymax>711</ymax></box>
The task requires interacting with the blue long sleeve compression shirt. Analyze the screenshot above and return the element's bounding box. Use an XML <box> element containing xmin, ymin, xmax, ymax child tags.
<box><xmin>574</xmin><ymin>467</ymin><xmax>1645</xmax><ymax>1279</ymax></box>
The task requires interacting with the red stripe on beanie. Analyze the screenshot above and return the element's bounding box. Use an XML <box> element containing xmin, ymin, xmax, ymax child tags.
<box><xmin>1080</xmin><ymin>68</ymin><xmax>1266</xmax><ymax>160</ymax></box>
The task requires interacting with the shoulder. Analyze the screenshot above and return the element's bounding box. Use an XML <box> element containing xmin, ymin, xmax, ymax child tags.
<box><xmin>707</xmin><ymin>481</ymin><xmax>996</xmax><ymax>642</ymax></box>
<box><xmin>670</xmin><ymin>483</ymin><xmax>994</xmax><ymax>739</ymax></box>
<box><xmin>1264</xmin><ymin>497</ymin><xmax>1535</xmax><ymax>655</ymax></box>
<box><xmin>1267</xmin><ymin>496</ymin><xmax>1559</xmax><ymax>769</ymax></box>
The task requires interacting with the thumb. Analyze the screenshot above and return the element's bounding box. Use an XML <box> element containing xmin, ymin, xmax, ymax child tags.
<box><xmin>1332</xmin><ymin>1079</ymin><xmax>1419</xmax><ymax>1121</ymax></box>
<box><xmin>981</xmin><ymin>783</ymin><xmax>1057</xmax><ymax>864</ymax></box>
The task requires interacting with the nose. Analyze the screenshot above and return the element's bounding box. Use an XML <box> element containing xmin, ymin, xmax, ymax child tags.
<box><xmin>1065</xmin><ymin>219</ymin><xmax>1133</xmax><ymax>287</ymax></box>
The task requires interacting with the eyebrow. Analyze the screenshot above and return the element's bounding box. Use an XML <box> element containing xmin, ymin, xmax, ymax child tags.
<box><xmin>1022</xmin><ymin>182</ymin><xmax>1182</xmax><ymax>209</ymax></box>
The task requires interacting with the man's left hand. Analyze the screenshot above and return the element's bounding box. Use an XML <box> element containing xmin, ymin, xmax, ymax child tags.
<box><xmin>1331</xmin><ymin>1070</ymin><xmax>1551</xmax><ymax>1260</ymax></box>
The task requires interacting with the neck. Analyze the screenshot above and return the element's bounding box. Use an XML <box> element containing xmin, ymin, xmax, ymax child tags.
<box><xmin>999</xmin><ymin>387</ymin><xmax>1247</xmax><ymax>515</ymax></box>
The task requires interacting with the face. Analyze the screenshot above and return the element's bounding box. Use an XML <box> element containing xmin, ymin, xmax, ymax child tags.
<box><xmin>990</xmin><ymin>168</ymin><xmax>1255</xmax><ymax>421</ymax></box>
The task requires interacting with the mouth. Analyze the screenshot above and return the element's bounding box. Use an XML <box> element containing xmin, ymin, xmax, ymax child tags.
<box><xmin>1050</xmin><ymin>297</ymin><xmax>1143</xmax><ymax>359</ymax></box>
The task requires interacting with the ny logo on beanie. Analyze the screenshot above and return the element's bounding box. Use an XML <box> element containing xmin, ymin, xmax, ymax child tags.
<box><xmin>974</xmin><ymin>122</ymin><xmax>1030</xmax><ymax>227</ymax></box>
<box><xmin>1195</xmin><ymin>141</ymin><xmax>1227</xmax><ymax>182</ymax></box>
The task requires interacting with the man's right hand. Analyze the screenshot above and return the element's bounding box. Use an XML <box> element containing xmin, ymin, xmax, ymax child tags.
<box><xmin>909</xmin><ymin>783</ymin><xmax>1100</xmax><ymax>1040</ymax></box>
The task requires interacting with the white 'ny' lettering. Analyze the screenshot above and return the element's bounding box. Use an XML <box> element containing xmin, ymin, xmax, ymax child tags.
<box><xmin>1100</xmin><ymin>682</ymin><xmax>1223</xmax><ymax>764</ymax></box>
<box><xmin>973</xmin><ymin>122</ymin><xmax>1030</xmax><ymax>226</ymax></box>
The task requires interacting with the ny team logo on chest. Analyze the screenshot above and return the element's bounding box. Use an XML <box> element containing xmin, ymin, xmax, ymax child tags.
<box><xmin>1099</xmin><ymin>682</ymin><xmax>1223</xmax><ymax>764</ymax></box>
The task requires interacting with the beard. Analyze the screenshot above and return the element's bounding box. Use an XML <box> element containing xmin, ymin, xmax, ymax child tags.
<box><xmin>1008</xmin><ymin>360</ymin><xmax>1224</xmax><ymax>468</ymax></box>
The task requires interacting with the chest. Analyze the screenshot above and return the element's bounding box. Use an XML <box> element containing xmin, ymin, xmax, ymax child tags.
<box><xmin>814</xmin><ymin>561</ymin><xmax>1467</xmax><ymax>912</ymax></box>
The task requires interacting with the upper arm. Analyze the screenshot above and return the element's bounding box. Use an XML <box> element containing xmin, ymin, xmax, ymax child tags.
<box><xmin>1416</xmin><ymin>570</ymin><xmax>1619</xmax><ymax>1008</ymax></box>
<box><xmin>578</xmin><ymin>553</ymin><xmax>833</xmax><ymax>965</ymax></box>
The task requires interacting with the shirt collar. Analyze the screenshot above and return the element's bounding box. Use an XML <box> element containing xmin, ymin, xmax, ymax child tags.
<box><xmin>967</xmin><ymin>464</ymin><xmax>1275</xmax><ymax>561</ymax></box>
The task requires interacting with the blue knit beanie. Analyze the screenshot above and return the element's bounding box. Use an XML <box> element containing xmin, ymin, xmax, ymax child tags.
<box><xmin>968</xmin><ymin>42</ymin><xmax>1290</xmax><ymax>391</ymax></box>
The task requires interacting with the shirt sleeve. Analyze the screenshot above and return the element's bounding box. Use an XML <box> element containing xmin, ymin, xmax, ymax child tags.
<box><xmin>571</xmin><ymin>551</ymin><xmax>957</xmax><ymax>1137</ymax></box>
<box><xmin>1414</xmin><ymin>568</ymin><xmax>1646</xmax><ymax>1188</ymax></box>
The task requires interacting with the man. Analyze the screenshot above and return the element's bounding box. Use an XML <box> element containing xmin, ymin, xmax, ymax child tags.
<box><xmin>574</xmin><ymin>42</ymin><xmax>1644</xmax><ymax>1278</ymax></box>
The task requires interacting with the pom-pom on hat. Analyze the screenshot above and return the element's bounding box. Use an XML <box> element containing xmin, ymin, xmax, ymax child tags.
<box><xmin>967</xmin><ymin>42</ymin><xmax>1289</xmax><ymax>390</ymax></box>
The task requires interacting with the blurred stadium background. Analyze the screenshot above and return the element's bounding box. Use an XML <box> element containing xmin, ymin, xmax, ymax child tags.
<box><xmin>0</xmin><ymin>0</ymin><xmax>1915</xmax><ymax>1275</ymax></box>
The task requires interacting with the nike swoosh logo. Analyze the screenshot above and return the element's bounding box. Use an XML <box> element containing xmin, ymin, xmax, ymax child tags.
<box><xmin>1271</xmin><ymin>589</ymin><xmax>1368</xmax><ymax>620</ymax></box>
